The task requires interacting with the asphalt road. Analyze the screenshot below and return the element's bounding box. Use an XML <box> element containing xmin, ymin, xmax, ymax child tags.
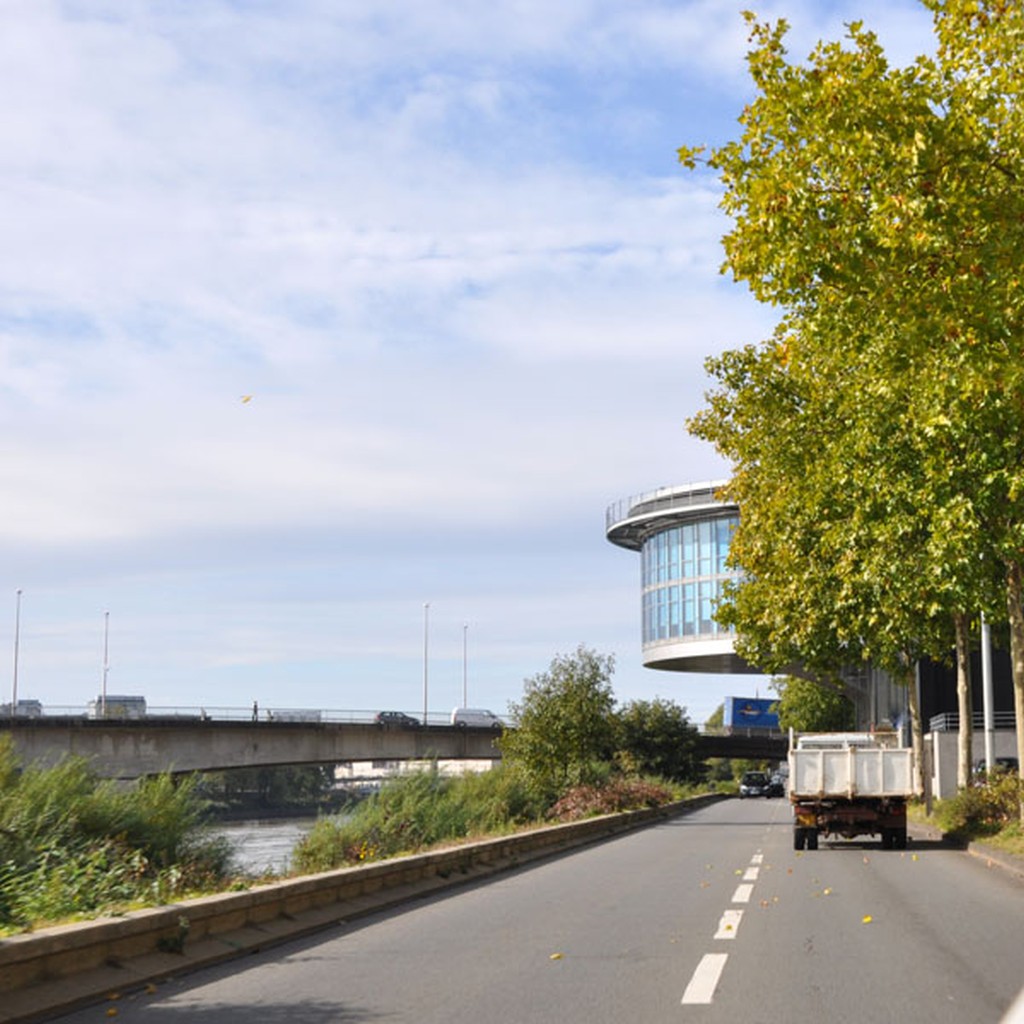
<box><xmin>51</xmin><ymin>798</ymin><xmax>1024</xmax><ymax>1024</ymax></box>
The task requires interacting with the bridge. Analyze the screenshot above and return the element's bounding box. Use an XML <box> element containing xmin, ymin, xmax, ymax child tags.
<box><xmin>697</xmin><ymin>730</ymin><xmax>787</xmax><ymax>762</ymax></box>
<box><xmin>0</xmin><ymin>710</ymin><xmax>787</xmax><ymax>780</ymax></box>
<box><xmin>0</xmin><ymin>714</ymin><xmax>504</xmax><ymax>779</ymax></box>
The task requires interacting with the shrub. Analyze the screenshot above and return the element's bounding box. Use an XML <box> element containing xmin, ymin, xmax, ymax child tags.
<box><xmin>935</xmin><ymin>773</ymin><xmax>1024</xmax><ymax>837</ymax></box>
<box><xmin>292</xmin><ymin>766</ymin><xmax>545</xmax><ymax>874</ymax></box>
<box><xmin>0</xmin><ymin>737</ymin><xmax>230</xmax><ymax>932</ymax></box>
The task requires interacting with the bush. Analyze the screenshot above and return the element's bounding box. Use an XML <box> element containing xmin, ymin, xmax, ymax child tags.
<box><xmin>0</xmin><ymin>738</ymin><xmax>231</xmax><ymax>932</ymax></box>
<box><xmin>935</xmin><ymin>772</ymin><xmax>1024</xmax><ymax>837</ymax></box>
<box><xmin>546</xmin><ymin>777</ymin><xmax>677</xmax><ymax>822</ymax></box>
<box><xmin>292</xmin><ymin>766</ymin><xmax>545</xmax><ymax>874</ymax></box>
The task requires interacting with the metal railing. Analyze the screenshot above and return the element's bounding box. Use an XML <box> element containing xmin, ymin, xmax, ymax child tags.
<box><xmin>605</xmin><ymin>480</ymin><xmax>730</xmax><ymax>532</ymax></box>
<box><xmin>1</xmin><ymin>706</ymin><xmax>460</xmax><ymax>727</ymax></box>
<box><xmin>928</xmin><ymin>710</ymin><xmax>1017</xmax><ymax>732</ymax></box>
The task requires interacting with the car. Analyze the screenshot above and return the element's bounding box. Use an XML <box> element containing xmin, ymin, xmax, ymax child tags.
<box><xmin>767</xmin><ymin>773</ymin><xmax>786</xmax><ymax>797</ymax></box>
<box><xmin>450</xmin><ymin>707</ymin><xmax>504</xmax><ymax>729</ymax></box>
<box><xmin>374</xmin><ymin>711</ymin><xmax>421</xmax><ymax>727</ymax></box>
<box><xmin>973</xmin><ymin>757</ymin><xmax>1019</xmax><ymax>781</ymax></box>
<box><xmin>738</xmin><ymin>770</ymin><xmax>771</xmax><ymax>798</ymax></box>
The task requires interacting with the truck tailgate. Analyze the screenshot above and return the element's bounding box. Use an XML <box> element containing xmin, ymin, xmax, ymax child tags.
<box><xmin>789</xmin><ymin>747</ymin><xmax>915</xmax><ymax>798</ymax></box>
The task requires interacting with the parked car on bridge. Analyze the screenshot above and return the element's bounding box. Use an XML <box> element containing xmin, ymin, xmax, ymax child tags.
<box><xmin>451</xmin><ymin>707</ymin><xmax>504</xmax><ymax>729</ymax></box>
<box><xmin>1</xmin><ymin>699</ymin><xmax>43</xmax><ymax>718</ymax></box>
<box><xmin>374</xmin><ymin>711</ymin><xmax>421</xmax><ymax>727</ymax></box>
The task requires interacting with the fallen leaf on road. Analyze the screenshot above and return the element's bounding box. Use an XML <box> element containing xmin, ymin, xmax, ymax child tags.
<box><xmin>550</xmin><ymin>952</ymin><xmax>563</xmax><ymax>960</ymax></box>
<box><xmin>862</xmin><ymin>915</ymin><xmax>873</xmax><ymax>924</ymax></box>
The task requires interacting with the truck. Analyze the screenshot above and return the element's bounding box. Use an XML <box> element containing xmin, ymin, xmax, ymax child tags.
<box><xmin>788</xmin><ymin>730</ymin><xmax>918</xmax><ymax>851</ymax></box>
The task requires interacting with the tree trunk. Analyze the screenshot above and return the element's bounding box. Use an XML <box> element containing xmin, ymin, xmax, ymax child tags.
<box><xmin>954</xmin><ymin>611</ymin><xmax>973</xmax><ymax>790</ymax></box>
<box><xmin>1005</xmin><ymin>560</ymin><xmax>1024</xmax><ymax>824</ymax></box>
<box><xmin>903</xmin><ymin>659</ymin><xmax>926</xmax><ymax>800</ymax></box>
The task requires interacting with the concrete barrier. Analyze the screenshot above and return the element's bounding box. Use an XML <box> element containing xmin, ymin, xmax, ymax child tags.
<box><xmin>0</xmin><ymin>793</ymin><xmax>724</xmax><ymax>1023</ymax></box>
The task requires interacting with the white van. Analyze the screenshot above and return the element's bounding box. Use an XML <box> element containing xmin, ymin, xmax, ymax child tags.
<box><xmin>450</xmin><ymin>707</ymin><xmax>504</xmax><ymax>729</ymax></box>
<box><xmin>87</xmin><ymin>695</ymin><xmax>147</xmax><ymax>719</ymax></box>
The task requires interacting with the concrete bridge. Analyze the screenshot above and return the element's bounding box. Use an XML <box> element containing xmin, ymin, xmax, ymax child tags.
<box><xmin>0</xmin><ymin>715</ymin><xmax>786</xmax><ymax>780</ymax></box>
<box><xmin>0</xmin><ymin>716</ymin><xmax>504</xmax><ymax>779</ymax></box>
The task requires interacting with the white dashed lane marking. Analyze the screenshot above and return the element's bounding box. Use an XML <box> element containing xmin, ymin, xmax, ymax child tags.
<box><xmin>713</xmin><ymin>909</ymin><xmax>744</xmax><ymax>940</ymax></box>
<box><xmin>681</xmin><ymin>953</ymin><xmax>729</xmax><ymax>1005</ymax></box>
<box><xmin>732</xmin><ymin>883</ymin><xmax>754</xmax><ymax>903</ymax></box>
<box><xmin>679</xmin><ymin>847</ymin><xmax>770</xmax><ymax>1005</ymax></box>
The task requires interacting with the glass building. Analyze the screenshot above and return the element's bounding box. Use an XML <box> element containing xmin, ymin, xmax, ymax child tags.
<box><xmin>606</xmin><ymin>481</ymin><xmax>758</xmax><ymax>673</ymax></box>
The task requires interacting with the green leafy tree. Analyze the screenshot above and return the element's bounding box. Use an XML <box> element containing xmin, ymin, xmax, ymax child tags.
<box><xmin>683</xmin><ymin>3</ymin><xmax>1024</xmax><ymax>795</ymax></box>
<box><xmin>770</xmin><ymin>676</ymin><xmax>855</xmax><ymax>734</ymax></box>
<box><xmin>498</xmin><ymin>645</ymin><xmax>617</xmax><ymax>800</ymax></box>
<box><xmin>615</xmin><ymin>698</ymin><xmax>703</xmax><ymax>782</ymax></box>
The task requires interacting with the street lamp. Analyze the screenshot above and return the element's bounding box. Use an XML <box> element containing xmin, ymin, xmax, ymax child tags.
<box><xmin>462</xmin><ymin>622</ymin><xmax>468</xmax><ymax>708</ymax></box>
<box><xmin>422</xmin><ymin>602</ymin><xmax>430</xmax><ymax>726</ymax></box>
<box><xmin>11</xmin><ymin>589</ymin><xmax>21</xmax><ymax>720</ymax></box>
<box><xmin>101</xmin><ymin>611</ymin><xmax>110</xmax><ymax>719</ymax></box>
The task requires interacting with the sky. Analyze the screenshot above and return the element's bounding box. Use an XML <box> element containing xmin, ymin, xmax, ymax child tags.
<box><xmin>2</xmin><ymin>0</ymin><xmax>936</xmax><ymax>727</ymax></box>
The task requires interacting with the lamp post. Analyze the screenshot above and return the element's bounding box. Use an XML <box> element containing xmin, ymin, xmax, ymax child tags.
<box><xmin>462</xmin><ymin>622</ymin><xmax>468</xmax><ymax>708</ymax></box>
<box><xmin>11</xmin><ymin>589</ymin><xmax>21</xmax><ymax>720</ymax></box>
<box><xmin>422</xmin><ymin>602</ymin><xmax>429</xmax><ymax>726</ymax></box>
<box><xmin>101</xmin><ymin>611</ymin><xmax>110</xmax><ymax>719</ymax></box>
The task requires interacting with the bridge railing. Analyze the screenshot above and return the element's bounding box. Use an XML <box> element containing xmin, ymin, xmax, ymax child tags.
<box><xmin>3</xmin><ymin>706</ymin><xmax>459</xmax><ymax>727</ymax></box>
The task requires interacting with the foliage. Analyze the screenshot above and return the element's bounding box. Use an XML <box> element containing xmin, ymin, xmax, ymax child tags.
<box><xmin>199</xmin><ymin>765</ymin><xmax>338</xmax><ymax>811</ymax></box>
<box><xmin>614</xmin><ymin>698</ymin><xmax>703</xmax><ymax>782</ymax></box>
<box><xmin>704</xmin><ymin>704</ymin><xmax>725</xmax><ymax>731</ymax></box>
<box><xmin>498</xmin><ymin>645</ymin><xmax>618</xmax><ymax>800</ymax></box>
<box><xmin>934</xmin><ymin>772</ymin><xmax>1024</xmax><ymax>838</ymax></box>
<box><xmin>292</xmin><ymin>765</ymin><xmax>546</xmax><ymax>873</ymax></box>
<box><xmin>0</xmin><ymin>737</ymin><xmax>231</xmax><ymax>933</ymax></box>
<box><xmin>546</xmin><ymin>777</ymin><xmax>678</xmax><ymax>822</ymax></box>
<box><xmin>770</xmin><ymin>676</ymin><xmax>855</xmax><ymax>733</ymax></box>
<box><xmin>682</xmin><ymin>2</ymin><xmax>1024</xmax><ymax>793</ymax></box>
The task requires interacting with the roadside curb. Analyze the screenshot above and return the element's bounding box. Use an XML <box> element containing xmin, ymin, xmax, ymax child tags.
<box><xmin>0</xmin><ymin>793</ymin><xmax>726</xmax><ymax>1023</ymax></box>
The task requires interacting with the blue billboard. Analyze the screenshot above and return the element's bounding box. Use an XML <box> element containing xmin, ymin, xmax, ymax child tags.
<box><xmin>723</xmin><ymin>696</ymin><xmax>779</xmax><ymax>731</ymax></box>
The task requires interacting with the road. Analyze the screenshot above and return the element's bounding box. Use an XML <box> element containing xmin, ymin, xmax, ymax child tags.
<box><xmin>52</xmin><ymin>798</ymin><xmax>1024</xmax><ymax>1024</ymax></box>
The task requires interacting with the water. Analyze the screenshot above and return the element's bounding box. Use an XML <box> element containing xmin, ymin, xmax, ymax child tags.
<box><xmin>211</xmin><ymin>817</ymin><xmax>318</xmax><ymax>876</ymax></box>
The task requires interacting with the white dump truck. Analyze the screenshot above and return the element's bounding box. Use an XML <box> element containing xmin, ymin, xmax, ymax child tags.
<box><xmin>788</xmin><ymin>730</ymin><xmax>918</xmax><ymax>851</ymax></box>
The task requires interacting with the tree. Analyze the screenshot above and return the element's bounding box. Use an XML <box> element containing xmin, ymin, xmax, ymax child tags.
<box><xmin>682</xmin><ymin>3</ymin><xmax>1024</xmax><ymax>795</ymax></box>
<box><xmin>615</xmin><ymin>698</ymin><xmax>703</xmax><ymax>782</ymax></box>
<box><xmin>498</xmin><ymin>645</ymin><xmax>617</xmax><ymax>799</ymax></box>
<box><xmin>771</xmin><ymin>676</ymin><xmax>855</xmax><ymax>733</ymax></box>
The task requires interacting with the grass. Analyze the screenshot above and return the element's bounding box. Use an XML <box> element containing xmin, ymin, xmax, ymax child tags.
<box><xmin>292</xmin><ymin>765</ymin><xmax>692</xmax><ymax>874</ymax></box>
<box><xmin>0</xmin><ymin>737</ymin><xmax>233</xmax><ymax>936</ymax></box>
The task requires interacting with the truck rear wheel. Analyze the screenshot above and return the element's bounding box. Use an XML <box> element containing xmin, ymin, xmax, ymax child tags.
<box><xmin>806</xmin><ymin>830</ymin><xmax>818</xmax><ymax>850</ymax></box>
<box><xmin>794</xmin><ymin>827</ymin><xmax>806</xmax><ymax>851</ymax></box>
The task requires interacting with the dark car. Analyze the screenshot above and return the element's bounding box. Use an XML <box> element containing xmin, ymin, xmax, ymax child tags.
<box><xmin>739</xmin><ymin>770</ymin><xmax>771</xmax><ymax>798</ymax></box>
<box><xmin>767</xmin><ymin>773</ymin><xmax>786</xmax><ymax>798</ymax></box>
<box><xmin>973</xmin><ymin>757</ymin><xmax>1019</xmax><ymax>781</ymax></box>
<box><xmin>374</xmin><ymin>711</ymin><xmax>421</xmax><ymax>727</ymax></box>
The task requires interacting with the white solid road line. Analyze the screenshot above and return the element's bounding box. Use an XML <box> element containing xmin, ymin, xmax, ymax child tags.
<box><xmin>681</xmin><ymin>953</ymin><xmax>729</xmax><ymax>1005</ymax></box>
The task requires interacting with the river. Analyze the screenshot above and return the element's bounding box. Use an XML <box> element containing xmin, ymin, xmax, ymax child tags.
<box><xmin>211</xmin><ymin>817</ymin><xmax>319</xmax><ymax>876</ymax></box>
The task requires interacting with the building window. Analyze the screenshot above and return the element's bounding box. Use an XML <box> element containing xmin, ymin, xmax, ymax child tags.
<box><xmin>640</xmin><ymin>514</ymin><xmax>740</xmax><ymax>644</ymax></box>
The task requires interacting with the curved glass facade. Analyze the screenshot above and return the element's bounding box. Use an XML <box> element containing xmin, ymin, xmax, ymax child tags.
<box><xmin>640</xmin><ymin>515</ymin><xmax>740</xmax><ymax>645</ymax></box>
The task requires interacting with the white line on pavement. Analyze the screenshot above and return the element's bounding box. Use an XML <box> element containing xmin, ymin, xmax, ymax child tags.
<box><xmin>743</xmin><ymin>866</ymin><xmax>760</xmax><ymax>881</ymax></box>
<box><xmin>681</xmin><ymin>953</ymin><xmax>729</xmax><ymax>1005</ymax></box>
<box><xmin>714</xmin><ymin>909</ymin><xmax>744</xmax><ymax>940</ymax></box>
<box><xmin>732</xmin><ymin>883</ymin><xmax>754</xmax><ymax>903</ymax></box>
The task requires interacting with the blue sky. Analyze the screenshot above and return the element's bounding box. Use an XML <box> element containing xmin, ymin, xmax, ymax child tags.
<box><xmin>2</xmin><ymin>1</ymin><xmax>935</xmax><ymax>726</ymax></box>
